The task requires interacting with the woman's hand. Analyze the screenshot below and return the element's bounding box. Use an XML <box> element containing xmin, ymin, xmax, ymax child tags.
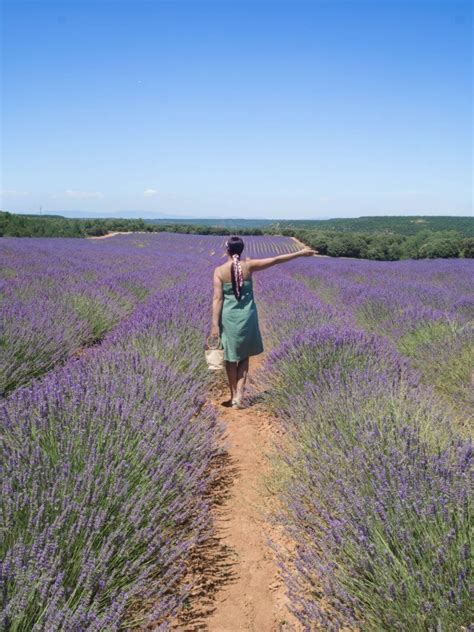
<box><xmin>299</xmin><ymin>247</ymin><xmax>318</xmax><ymax>256</ymax></box>
<box><xmin>210</xmin><ymin>324</ymin><xmax>220</xmax><ymax>338</ymax></box>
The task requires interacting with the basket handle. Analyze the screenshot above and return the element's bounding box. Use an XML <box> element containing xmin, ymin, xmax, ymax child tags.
<box><xmin>206</xmin><ymin>334</ymin><xmax>221</xmax><ymax>349</ymax></box>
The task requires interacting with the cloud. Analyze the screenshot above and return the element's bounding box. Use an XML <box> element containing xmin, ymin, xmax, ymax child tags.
<box><xmin>143</xmin><ymin>188</ymin><xmax>158</xmax><ymax>197</ymax></box>
<box><xmin>52</xmin><ymin>190</ymin><xmax>104</xmax><ymax>199</ymax></box>
<box><xmin>0</xmin><ymin>189</ymin><xmax>29</xmax><ymax>196</ymax></box>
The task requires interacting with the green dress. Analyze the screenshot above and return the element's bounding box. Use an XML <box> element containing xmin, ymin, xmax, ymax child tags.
<box><xmin>219</xmin><ymin>278</ymin><xmax>264</xmax><ymax>362</ymax></box>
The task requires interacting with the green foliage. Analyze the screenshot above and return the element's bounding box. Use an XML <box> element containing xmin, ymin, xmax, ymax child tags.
<box><xmin>326</xmin><ymin>234</ymin><xmax>369</xmax><ymax>258</ymax></box>
<box><xmin>418</xmin><ymin>238</ymin><xmax>460</xmax><ymax>259</ymax></box>
<box><xmin>460</xmin><ymin>237</ymin><xmax>474</xmax><ymax>258</ymax></box>
<box><xmin>397</xmin><ymin>321</ymin><xmax>473</xmax><ymax>431</ymax></box>
<box><xmin>68</xmin><ymin>294</ymin><xmax>118</xmax><ymax>340</ymax></box>
<box><xmin>0</xmin><ymin>210</ymin><xmax>147</xmax><ymax>238</ymax></box>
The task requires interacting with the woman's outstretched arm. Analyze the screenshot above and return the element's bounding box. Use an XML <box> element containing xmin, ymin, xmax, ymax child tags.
<box><xmin>211</xmin><ymin>268</ymin><xmax>223</xmax><ymax>337</ymax></box>
<box><xmin>248</xmin><ymin>246</ymin><xmax>317</xmax><ymax>272</ymax></box>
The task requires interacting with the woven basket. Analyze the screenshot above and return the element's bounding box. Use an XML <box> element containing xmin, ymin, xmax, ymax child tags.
<box><xmin>205</xmin><ymin>335</ymin><xmax>225</xmax><ymax>370</ymax></box>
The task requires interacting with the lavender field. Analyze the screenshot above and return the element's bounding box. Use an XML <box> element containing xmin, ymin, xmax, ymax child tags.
<box><xmin>254</xmin><ymin>256</ymin><xmax>473</xmax><ymax>630</ymax></box>
<box><xmin>1</xmin><ymin>233</ymin><xmax>472</xmax><ymax>630</ymax></box>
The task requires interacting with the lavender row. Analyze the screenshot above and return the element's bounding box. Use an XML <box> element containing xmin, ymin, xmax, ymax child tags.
<box><xmin>1</xmin><ymin>271</ymin><xmax>226</xmax><ymax>629</ymax></box>
<box><xmin>0</xmin><ymin>231</ymin><xmax>240</xmax><ymax>630</ymax></box>
<box><xmin>285</xmin><ymin>256</ymin><xmax>474</xmax><ymax>427</ymax></box>
<box><xmin>1</xmin><ymin>236</ymin><xmax>181</xmax><ymax>396</ymax></box>
<box><xmin>287</xmin><ymin>256</ymin><xmax>473</xmax><ymax>331</ymax></box>
<box><xmin>253</xmin><ymin>267</ymin><xmax>473</xmax><ymax>630</ymax></box>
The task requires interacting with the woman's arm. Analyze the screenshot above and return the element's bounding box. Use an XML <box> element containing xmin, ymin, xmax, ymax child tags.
<box><xmin>248</xmin><ymin>247</ymin><xmax>318</xmax><ymax>272</ymax></box>
<box><xmin>211</xmin><ymin>268</ymin><xmax>223</xmax><ymax>337</ymax></box>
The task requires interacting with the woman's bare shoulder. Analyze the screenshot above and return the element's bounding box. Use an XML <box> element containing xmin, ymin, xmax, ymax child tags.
<box><xmin>214</xmin><ymin>262</ymin><xmax>227</xmax><ymax>278</ymax></box>
<box><xmin>242</xmin><ymin>258</ymin><xmax>253</xmax><ymax>279</ymax></box>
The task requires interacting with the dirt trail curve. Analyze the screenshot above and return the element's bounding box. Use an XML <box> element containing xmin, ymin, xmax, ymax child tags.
<box><xmin>172</xmin><ymin>350</ymin><xmax>301</xmax><ymax>632</ymax></box>
<box><xmin>87</xmin><ymin>231</ymin><xmax>148</xmax><ymax>240</ymax></box>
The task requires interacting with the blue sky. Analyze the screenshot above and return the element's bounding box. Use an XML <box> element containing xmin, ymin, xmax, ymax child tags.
<box><xmin>1</xmin><ymin>0</ymin><xmax>472</xmax><ymax>219</ymax></box>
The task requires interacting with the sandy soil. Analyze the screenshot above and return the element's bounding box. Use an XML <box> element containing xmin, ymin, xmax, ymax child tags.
<box><xmin>86</xmin><ymin>231</ymin><xmax>150</xmax><ymax>240</ymax></box>
<box><xmin>289</xmin><ymin>236</ymin><xmax>307</xmax><ymax>251</ymax></box>
<box><xmin>171</xmin><ymin>352</ymin><xmax>301</xmax><ymax>632</ymax></box>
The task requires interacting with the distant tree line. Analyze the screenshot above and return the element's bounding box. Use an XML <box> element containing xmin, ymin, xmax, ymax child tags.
<box><xmin>1</xmin><ymin>210</ymin><xmax>472</xmax><ymax>259</ymax></box>
<box><xmin>0</xmin><ymin>211</ymin><xmax>148</xmax><ymax>237</ymax></box>
<box><xmin>271</xmin><ymin>215</ymin><xmax>474</xmax><ymax>236</ymax></box>
<box><xmin>280</xmin><ymin>227</ymin><xmax>474</xmax><ymax>260</ymax></box>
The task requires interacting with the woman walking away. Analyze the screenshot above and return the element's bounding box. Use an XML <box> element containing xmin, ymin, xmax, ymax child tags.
<box><xmin>210</xmin><ymin>236</ymin><xmax>317</xmax><ymax>409</ymax></box>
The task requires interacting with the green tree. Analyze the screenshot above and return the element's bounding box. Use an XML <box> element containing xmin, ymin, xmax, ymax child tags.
<box><xmin>460</xmin><ymin>237</ymin><xmax>474</xmax><ymax>258</ymax></box>
<box><xmin>418</xmin><ymin>238</ymin><xmax>460</xmax><ymax>258</ymax></box>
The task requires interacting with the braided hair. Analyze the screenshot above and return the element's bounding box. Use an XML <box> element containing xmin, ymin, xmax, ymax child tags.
<box><xmin>225</xmin><ymin>236</ymin><xmax>245</xmax><ymax>300</ymax></box>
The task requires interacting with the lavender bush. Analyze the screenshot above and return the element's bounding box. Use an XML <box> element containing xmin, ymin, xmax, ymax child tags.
<box><xmin>276</xmin><ymin>380</ymin><xmax>472</xmax><ymax>630</ymax></box>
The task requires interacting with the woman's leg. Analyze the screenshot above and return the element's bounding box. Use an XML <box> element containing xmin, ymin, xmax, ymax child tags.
<box><xmin>225</xmin><ymin>360</ymin><xmax>238</xmax><ymax>401</ymax></box>
<box><xmin>235</xmin><ymin>357</ymin><xmax>249</xmax><ymax>402</ymax></box>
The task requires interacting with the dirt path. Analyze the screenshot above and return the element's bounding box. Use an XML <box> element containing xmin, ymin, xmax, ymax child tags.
<box><xmin>173</xmin><ymin>352</ymin><xmax>300</xmax><ymax>632</ymax></box>
<box><xmin>289</xmin><ymin>236</ymin><xmax>307</xmax><ymax>251</ymax></box>
<box><xmin>87</xmin><ymin>231</ymin><xmax>149</xmax><ymax>240</ymax></box>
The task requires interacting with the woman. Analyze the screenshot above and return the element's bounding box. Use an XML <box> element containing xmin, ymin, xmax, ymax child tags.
<box><xmin>210</xmin><ymin>236</ymin><xmax>317</xmax><ymax>409</ymax></box>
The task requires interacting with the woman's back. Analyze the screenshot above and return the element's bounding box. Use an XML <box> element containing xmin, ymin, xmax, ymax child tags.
<box><xmin>222</xmin><ymin>277</ymin><xmax>255</xmax><ymax>305</ymax></box>
<box><xmin>219</xmin><ymin>273</ymin><xmax>262</xmax><ymax>362</ymax></box>
<box><xmin>217</xmin><ymin>259</ymin><xmax>252</xmax><ymax>284</ymax></box>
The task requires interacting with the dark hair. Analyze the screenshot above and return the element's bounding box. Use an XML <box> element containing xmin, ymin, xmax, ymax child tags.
<box><xmin>226</xmin><ymin>236</ymin><xmax>245</xmax><ymax>300</ymax></box>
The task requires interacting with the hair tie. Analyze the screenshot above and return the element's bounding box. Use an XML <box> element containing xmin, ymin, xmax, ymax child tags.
<box><xmin>232</xmin><ymin>253</ymin><xmax>244</xmax><ymax>298</ymax></box>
